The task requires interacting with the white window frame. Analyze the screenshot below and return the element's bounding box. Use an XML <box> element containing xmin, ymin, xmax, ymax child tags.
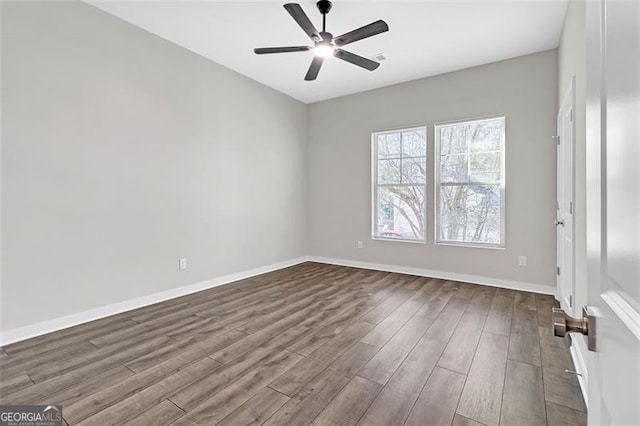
<box><xmin>371</xmin><ymin>126</ymin><xmax>427</xmax><ymax>243</ymax></box>
<box><xmin>434</xmin><ymin>115</ymin><xmax>506</xmax><ymax>248</ymax></box>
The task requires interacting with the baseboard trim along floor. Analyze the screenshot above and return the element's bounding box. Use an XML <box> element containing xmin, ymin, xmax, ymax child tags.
<box><xmin>570</xmin><ymin>337</ymin><xmax>589</xmax><ymax>409</ymax></box>
<box><xmin>308</xmin><ymin>256</ymin><xmax>556</xmax><ymax>296</ymax></box>
<box><xmin>0</xmin><ymin>256</ymin><xmax>555</xmax><ymax>346</ymax></box>
<box><xmin>0</xmin><ymin>256</ymin><xmax>308</xmax><ymax>346</ymax></box>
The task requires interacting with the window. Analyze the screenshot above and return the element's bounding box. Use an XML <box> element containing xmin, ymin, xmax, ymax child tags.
<box><xmin>435</xmin><ymin>116</ymin><xmax>505</xmax><ymax>247</ymax></box>
<box><xmin>372</xmin><ymin>127</ymin><xmax>427</xmax><ymax>241</ymax></box>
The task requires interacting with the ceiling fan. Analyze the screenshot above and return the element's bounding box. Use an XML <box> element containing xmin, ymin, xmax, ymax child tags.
<box><xmin>253</xmin><ymin>1</ymin><xmax>389</xmax><ymax>81</ymax></box>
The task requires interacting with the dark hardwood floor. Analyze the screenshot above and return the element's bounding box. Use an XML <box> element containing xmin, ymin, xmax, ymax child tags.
<box><xmin>0</xmin><ymin>262</ymin><xmax>587</xmax><ymax>425</ymax></box>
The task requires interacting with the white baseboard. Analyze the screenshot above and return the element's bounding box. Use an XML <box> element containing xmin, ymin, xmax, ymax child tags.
<box><xmin>0</xmin><ymin>256</ymin><xmax>308</xmax><ymax>347</ymax></box>
<box><xmin>1</xmin><ymin>255</ymin><xmax>556</xmax><ymax>347</ymax></box>
<box><xmin>570</xmin><ymin>337</ymin><xmax>589</xmax><ymax>409</ymax></box>
<box><xmin>308</xmin><ymin>256</ymin><xmax>556</xmax><ymax>295</ymax></box>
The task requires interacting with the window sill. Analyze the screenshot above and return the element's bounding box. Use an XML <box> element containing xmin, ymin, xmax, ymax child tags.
<box><xmin>435</xmin><ymin>241</ymin><xmax>506</xmax><ymax>250</ymax></box>
<box><xmin>372</xmin><ymin>236</ymin><xmax>427</xmax><ymax>244</ymax></box>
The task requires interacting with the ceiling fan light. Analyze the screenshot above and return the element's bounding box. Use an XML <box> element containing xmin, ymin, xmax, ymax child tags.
<box><xmin>313</xmin><ymin>43</ymin><xmax>335</xmax><ymax>58</ymax></box>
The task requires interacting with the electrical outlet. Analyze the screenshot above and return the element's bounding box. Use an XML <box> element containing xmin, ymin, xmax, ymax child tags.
<box><xmin>518</xmin><ymin>256</ymin><xmax>527</xmax><ymax>267</ymax></box>
<box><xmin>179</xmin><ymin>258</ymin><xmax>188</xmax><ymax>270</ymax></box>
<box><xmin>357</xmin><ymin>240</ymin><xmax>363</xmax><ymax>249</ymax></box>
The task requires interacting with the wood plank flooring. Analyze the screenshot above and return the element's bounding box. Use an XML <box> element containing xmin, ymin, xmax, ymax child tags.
<box><xmin>0</xmin><ymin>262</ymin><xmax>586</xmax><ymax>425</ymax></box>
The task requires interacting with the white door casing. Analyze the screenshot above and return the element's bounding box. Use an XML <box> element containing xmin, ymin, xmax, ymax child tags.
<box><xmin>557</xmin><ymin>78</ymin><xmax>576</xmax><ymax>316</ymax></box>
<box><xmin>586</xmin><ymin>0</ymin><xmax>640</xmax><ymax>424</ymax></box>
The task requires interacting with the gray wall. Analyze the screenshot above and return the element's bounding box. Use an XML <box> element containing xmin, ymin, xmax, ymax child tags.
<box><xmin>1</xmin><ymin>1</ymin><xmax>308</xmax><ymax>332</ymax></box>
<box><xmin>308</xmin><ymin>50</ymin><xmax>558</xmax><ymax>288</ymax></box>
<box><xmin>558</xmin><ymin>0</ymin><xmax>587</xmax><ymax>311</ymax></box>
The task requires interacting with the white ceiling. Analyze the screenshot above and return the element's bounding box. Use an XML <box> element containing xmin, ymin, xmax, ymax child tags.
<box><xmin>88</xmin><ymin>1</ymin><xmax>568</xmax><ymax>104</ymax></box>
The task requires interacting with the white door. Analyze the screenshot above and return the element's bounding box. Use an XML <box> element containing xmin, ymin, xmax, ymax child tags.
<box><xmin>585</xmin><ymin>0</ymin><xmax>640</xmax><ymax>424</ymax></box>
<box><xmin>557</xmin><ymin>80</ymin><xmax>575</xmax><ymax>315</ymax></box>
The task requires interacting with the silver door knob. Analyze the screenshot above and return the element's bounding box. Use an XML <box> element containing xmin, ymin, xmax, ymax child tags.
<box><xmin>555</xmin><ymin>220</ymin><xmax>565</xmax><ymax>226</ymax></box>
<box><xmin>552</xmin><ymin>306</ymin><xmax>596</xmax><ymax>351</ymax></box>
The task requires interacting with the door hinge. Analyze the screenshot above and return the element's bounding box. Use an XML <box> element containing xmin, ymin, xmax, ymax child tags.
<box><xmin>552</xmin><ymin>135</ymin><xmax>560</xmax><ymax>145</ymax></box>
<box><xmin>557</xmin><ymin>266</ymin><xmax>561</xmax><ymax>275</ymax></box>
<box><xmin>569</xmin><ymin>201</ymin><xmax>573</xmax><ymax>214</ymax></box>
<box><xmin>570</xmin><ymin>108</ymin><xmax>574</xmax><ymax>121</ymax></box>
<box><xmin>569</xmin><ymin>295</ymin><xmax>573</xmax><ymax>307</ymax></box>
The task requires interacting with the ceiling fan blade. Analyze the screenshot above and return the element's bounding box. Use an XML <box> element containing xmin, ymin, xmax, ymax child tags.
<box><xmin>284</xmin><ymin>3</ymin><xmax>321</xmax><ymax>42</ymax></box>
<box><xmin>254</xmin><ymin>46</ymin><xmax>310</xmax><ymax>54</ymax></box>
<box><xmin>334</xmin><ymin>49</ymin><xmax>380</xmax><ymax>71</ymax></box>
<box><xmin>304</xmin><ymin>56</ymin><xmax>324</xmax><ymax>81</ymax></box>
<box><xmin>333</xmin><ymin>20</ymin><xmax>389</xmax><ymax>46</ymax></box>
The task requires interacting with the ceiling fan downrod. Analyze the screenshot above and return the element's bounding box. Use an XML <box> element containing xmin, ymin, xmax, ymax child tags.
<box><xmin>317</xmin><ymin>0</ymin><xmax>332</xmax><ymax>32</ymax></box>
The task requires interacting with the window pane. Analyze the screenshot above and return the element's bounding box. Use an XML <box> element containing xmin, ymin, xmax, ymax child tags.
<box><xmin>439</xmin><ymin>126</ymin><xmax>469</xmax><ymax>156</ymax></box>
<box><xmin>440</xmin><ymin>118</ymin><xmax>504</xmax><ymax>155</ymax></box>
<box><xmin>469</xmin><ymin>121</ymin><xmax>503</xmax><ymax>152</ymax></box>
<box><xmin>377</xmin><ymin>159</ymin><xmax>401</xmax><ymax>184</ymax></box>
<box><xmin>376</xmin><ymin>185</ymin><xmax>425</xmax><ymax>240</ymax></box>
<box><xmin>402</xmin><ymin>157</ymin><xmax>426</xmax><ymax>184</ymax></box>
<box><xmin>402</xmin><ymin>129</ymin><xmax>426</xmax><ymax>157</ymax></box>
<box><xmin>469</xmin><ymin>152</ymin><xmax>502</xmax><ymax>183</ymax></box>
<box><xmin>439</xmin><ymin>184</ymin><xmax>502</xmax><ymax>244</ymax></box>
<box><xmin>377</xmin><ymin>133</ymin><xmax>401</xmax><ymax>158</ymax></box>
<box><xmin>440</xmin><ymin>152</ymin><xmax>468</xmax><ymax>183</ymax></box>
<box><xmin>441</xmin><ymin>153</ymin><xmax>501</xmax><ymax>184</ymax></box>
<box><xmin>440</xmin><ymin>120</ymin><xmax>502</xmax><ymax>155</ymax></box>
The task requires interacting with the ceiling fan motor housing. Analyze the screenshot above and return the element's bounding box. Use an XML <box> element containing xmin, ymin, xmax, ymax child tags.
<box><xmin>317</xmin><ymin>0</ymin><xmax>332</xmax><ymax>15</ymax></box>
